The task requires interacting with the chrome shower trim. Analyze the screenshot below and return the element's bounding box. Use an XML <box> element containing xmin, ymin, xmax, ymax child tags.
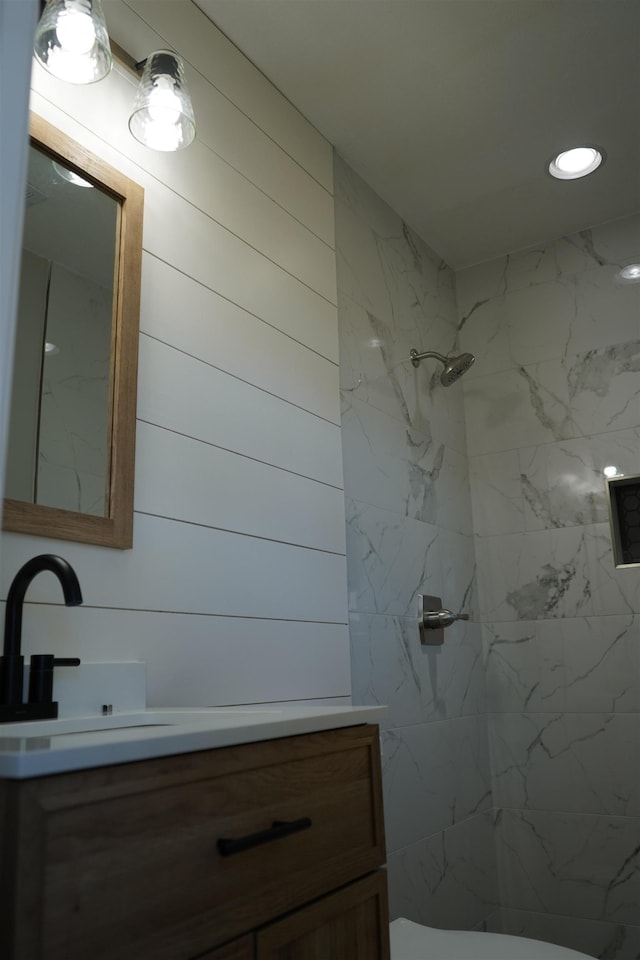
<box><xmin>408</xmin><ymin>347</ymin><xmax>475</xmax><ymax>385</ymax></box>
<box><xmin>409</xmin><ymin>348</ymin><xmax>448</xmax><ymax>368</ymax></box>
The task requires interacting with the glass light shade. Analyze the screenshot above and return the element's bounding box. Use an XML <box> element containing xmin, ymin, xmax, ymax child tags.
<box><xmin>129</xmin><ymin>51</ymin><xmax>196</xmax><ymax>152</ymax></box>
<box><xmin>548</xmin><ymin>146</ymin><xmax>603</xmax><ymax>180</ymax></box>
<box><xmin>34</xmin><ymin>0</ymin><xmax>112</xmax><ymax>84</ymax></box>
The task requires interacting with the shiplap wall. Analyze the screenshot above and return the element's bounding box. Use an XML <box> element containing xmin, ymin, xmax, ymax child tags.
<box><xmin>0</xmin><ymin>0</ymin><xmax>351</xmax><ymax>707</ymax></box>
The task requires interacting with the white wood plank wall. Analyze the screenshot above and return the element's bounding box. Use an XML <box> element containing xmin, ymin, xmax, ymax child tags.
<box><xmin>0</xmin><ymin>0</ymin><xmax>351</xmax><ymax>707</ymax></box>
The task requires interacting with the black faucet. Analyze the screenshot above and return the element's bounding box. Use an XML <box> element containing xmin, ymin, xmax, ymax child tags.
<box><xmin>0</xmin><ymin>555</ymin><xmax>82</xmax><ymax>723</ymax></box>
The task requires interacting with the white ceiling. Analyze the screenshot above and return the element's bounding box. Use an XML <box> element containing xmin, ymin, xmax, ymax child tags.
<box><xmin>195</xmin><ymin>0</ymin><xmax>640</xmax><ymax>268</ymax></box>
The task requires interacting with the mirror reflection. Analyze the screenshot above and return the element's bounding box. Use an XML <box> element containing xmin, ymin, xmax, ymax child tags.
<box><xmin>7</xmin><ymin>143</ymin><xmax>119</xmax><ymax>517</ymax></box>
<box><xmin>4</xmin><ymin>114</ymin><xmax>143</xmax><ymax>549</ymax></box>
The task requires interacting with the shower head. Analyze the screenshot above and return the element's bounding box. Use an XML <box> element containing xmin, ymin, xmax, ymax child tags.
<box><xmin>440</xmin><ymin>352</ymin><xmax>475</xmax><ymax>386</ymax></box>
<box><xmin>409</xmin><ymin>348</ymin><xmax>475</xmax><ymax>387</ymax></box>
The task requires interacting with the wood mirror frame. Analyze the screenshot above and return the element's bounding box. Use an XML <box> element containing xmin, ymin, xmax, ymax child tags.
<box><xmin>3</xmin><ymin>114</ymin><xmax>143</xmax><ymax>549</ymax></box>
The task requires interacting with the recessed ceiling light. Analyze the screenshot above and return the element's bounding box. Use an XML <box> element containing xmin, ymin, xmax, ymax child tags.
<box><xmin>548</xmin><ymin>146</ymin><xmax>604</xmax><ymax>180</ymax></box>
<box><xmin>617</xmin><ymin>264</ymin><xmax>640</xmax><ymax>283</ymax></box>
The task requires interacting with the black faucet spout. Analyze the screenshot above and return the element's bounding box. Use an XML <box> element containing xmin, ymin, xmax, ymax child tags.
<box><xmin>3</xmin><ymin>555</ymin><xmax>82</xmax><ymax>658</ymax></box>
<box><xmin>1</xmin><ymin>555</ymin><xmax>83</xmax><ymax>709</ymax></box>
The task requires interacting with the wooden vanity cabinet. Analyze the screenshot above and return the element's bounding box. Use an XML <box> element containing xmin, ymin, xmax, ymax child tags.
<box><xmin>256</xmin><ymin>871</ymin><xmax>389</xmax><ymax>960</ymax></box>
<box><xmin>196</xmin><ymin>938</ymin><xmax>254</xmax><ymax>960</ymax></box>
<box><xmin>196</xmin><ymin>937</ymin><xmax>254</xmax><ymax>960</ymax></box>
<box><xmin>0</xmin><ymin>724</ymin><xmax>390</xmax><ymax>960</ymax></box>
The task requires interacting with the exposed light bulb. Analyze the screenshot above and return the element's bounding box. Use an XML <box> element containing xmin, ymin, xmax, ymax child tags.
<box><xmin>33</xmin><ymin>0</ymin><xmax>112</xmax><ymax>84</ymax></box>
<box><xmin>142</xmin><ymin>76</ymin><xmax>184</xmax><ymax>150</ymax></box>
<box><xmin>43</xmin><ymin>45</ymin><xmax>97</xmax><ymax>83</ymax></box>
<box><xmin>603</xmin><ymin>466</ymin><xmax>619</xmax><ymax>478</ymax></box>
<box><xmin>141</xmin><ymin>120</ymin><xmax>182</xmax><ymax>152</ymax></box>
<box><xmin>147</xmin><ymin>76</ymin><xmax>182</xmax><ymax>122</ymax></box>
<box><xmin>129</xmin><ymin>50</ymin><xmax>196</xmax><ymax>152</ymax></box>
<box><xmin>55</xmin><ymin>9</ymin><xmax>96</xmax><ymax>55</ymax></box>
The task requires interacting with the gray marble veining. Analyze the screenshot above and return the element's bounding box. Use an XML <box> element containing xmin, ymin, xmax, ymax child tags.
<box><xmin>484</xmin><ymin>615</ymin><xmax>640</xmax><ymax>715</ymax></box>
<box><xmin>488</xmin><ymin>907</ymin><xmax>640</xmax><ymax>960</ymax></box>
<box><xmin>482</xmin><ymin>620</ymin><xmax>565</xmax><ymax>714</ymax></box>
<box><xmin>567</xmin><ymin>341</ymin><xmax>640</xmax><ymax>436</ymax></box>
<box><xmin>344</xmin><ymin>496</ymin><xmax>442</xmax><ymax>617</ymax></box>
<box><xmin>471</xmin><ymin>430</ymin><xmax>640</xmax><ymax>537</ymax></box>
<box><xmin>463</xmin><ymin>361</ymin><xmax>578</xmax><ymax>458</ymax></box>
<box><xmin>490</xmin><ymin>712</ymin><xmax>640</xmax><ymax>816</ymax></box>
<box><xmin>339</xmin><ymin>160</ymin><xmax>640</xmax><ymax>945</ymax></box>
<box><xmin>476</xmin><ymin>527</ymin><xmax>592</xmax><ymax>621</ymax></box>
<box><xmin>349</xmin><ymin>613</ymin><xmax>485</xmax><ymax>729</ymax></box>
<box><xmin>387</xmin><ymin>812</ymin><xmax>498</xmax><ymax>931</ymax></box>
<box><xmin>470</xmin><ymin>450</ymin><xmax>525</xmax><ymax>535</ymax></box>
<box><xmin>336</xmin><ymin>152</ymin><xmax>494</xmax><ymax>930</ymax></box>
<box><xmin>461</xmin><ymin>213</ymin><xmax>640</xmax><ymax>944</ymax></box>
<box><xmin>335</xmin><ymin>160</ymin><xmax>455</xmax><ymax>347</ymax></box>
<box><xmin>495</xmin><ymin>808</ymin><xmax>640</xmax><ymax>926</ymax></box>
<box><xmin>341</xmin><ymin>392</ymin><xmax>472</xmax><ymax>530</ymax></box>
<box><xmin>456</xmin><ymin>214</ymin><xmax>640</xmax><ymax>316</ymax></box>
<box><xmin>382</xmin><ymin>716</ymin><xmax>492</xmax><ymax>852</ymax></box>
<box><xmin>476</xmin><ymin>524</ymin><xmax>639</xmax><ymax>622</ymax></box>
<box><xmin>519</xmin><ymin>431</ymin><xmax>640</xmax><ymax>531</ymax></box>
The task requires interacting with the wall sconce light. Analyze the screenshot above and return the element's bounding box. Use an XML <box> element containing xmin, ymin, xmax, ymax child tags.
<box><xmin>34</xmin><ymin>3</ymin><xmax>196</xmax><ymax>152</ymax></box>
<box><xmin>34</xmin><ymin>0</ymin><xmax>112</xmax><ymax>84</ymax></box>
<box><xmin>129</xmin><ymin>51</ymin><xmax>196</xmax><ymax>152</ymax></box>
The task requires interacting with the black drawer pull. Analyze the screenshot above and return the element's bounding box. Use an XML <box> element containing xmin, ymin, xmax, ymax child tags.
<box><xmin>217</xmin><ymin>816</ymin><xmax>312</xmax><ymax>857</ymax></box>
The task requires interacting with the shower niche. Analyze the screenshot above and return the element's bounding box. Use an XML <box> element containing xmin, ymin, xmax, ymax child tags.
<box><xmin>607</xmin><ymin>473</ymin><xmax>640</xmax><ymax>567</ymax></box>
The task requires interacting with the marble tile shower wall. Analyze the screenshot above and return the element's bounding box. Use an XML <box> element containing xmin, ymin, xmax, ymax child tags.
<box><xmin>334</xmin><ymin>155</ymin><xmax>497</xmax><ymax>932</ymax></box>
<box><xmin>457</xmin><ymin>213</ymin><xmax>640</xmax><ymax>956</ymax></box>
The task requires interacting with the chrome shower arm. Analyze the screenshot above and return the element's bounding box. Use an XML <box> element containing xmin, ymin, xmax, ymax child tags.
<box><xmin>409</xmin><ymin>348</ymin><xmax>448</xmax><ymax>368</ymax></box>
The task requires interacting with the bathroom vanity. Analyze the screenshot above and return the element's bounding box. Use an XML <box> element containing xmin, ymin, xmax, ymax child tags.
<box><xmin>0</xmin><ymin>710</ymin><xmax>389</xmax><ymax>960</ymax></box>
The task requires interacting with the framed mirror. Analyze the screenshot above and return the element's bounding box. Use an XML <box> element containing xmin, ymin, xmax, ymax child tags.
<box><xmin>2</xmin><ymin>114</ymin><xmax>143</xmax><ymax>549</ymax></box>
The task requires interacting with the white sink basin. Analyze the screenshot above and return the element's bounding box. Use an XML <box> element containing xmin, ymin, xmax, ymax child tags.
<box><xmin>0</xmin><ymin>708</ymin><xmax>284</xmax><ymax>739</ymax></box>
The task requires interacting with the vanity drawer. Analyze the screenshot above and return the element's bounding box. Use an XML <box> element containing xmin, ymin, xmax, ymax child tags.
<box><xmin>11</xmin><ymin>724</ymin><xmax>384</xmax><ymax>960</ymax></box>
<box><xmin>256</xmin><ymin>870</ymin><xmax>390</xmax><ymax>960</ymax></box>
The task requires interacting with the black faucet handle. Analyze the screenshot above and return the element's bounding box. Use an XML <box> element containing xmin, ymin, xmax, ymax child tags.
<box><xmin>0</xmin><ymin>654</ymin><xmax>24</xmax><ymax>705</ymax></box>
<box><xmin>28</xmin><ymin>655</ymin><xmax>81</xmax><ymax>705</ymax></box>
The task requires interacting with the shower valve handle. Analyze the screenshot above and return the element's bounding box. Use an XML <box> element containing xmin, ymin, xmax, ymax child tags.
<box><xmin>422</xmin><ymin>608</ymin><xmax>469</xmax><ymax>629</ymax></box>
<box><xmin>418</xmin><ymin>594</ymin><xmax>469</xmax><ymax>646</ymax></box>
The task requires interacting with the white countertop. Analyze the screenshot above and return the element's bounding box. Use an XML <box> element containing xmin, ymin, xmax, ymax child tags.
<box><xmin>0</xmin><ymin>704</ymin><xmax>387</xmax><ymax>779</ymax></box>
